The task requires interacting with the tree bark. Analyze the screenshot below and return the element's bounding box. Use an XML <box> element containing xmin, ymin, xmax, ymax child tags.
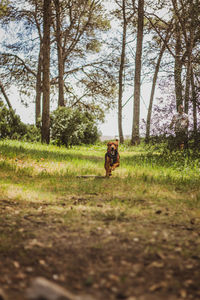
<box><xmin>191</xmin><ymin>66</ymin><xmax>197</xmax><ymax>145</ymax></box>
<box><xmin>41</xmin><ymin>0</ymin><xmax>51</xmax><ymax>144</ymax></box>
<box><xmin>54</xmin><ymin>0</ymin><xmax>65</xmax><ymax>107</ymax></box>
<box><xmin>174</xmin><ymin>21</ymin><xmax>183</xmax><ymax>110</ymax></box>
<box><xmin>131</xmin><ymin>0</ymin><xmax>144</xmax><ymax>145</ymax></box>
<box><xmin>35</xmin><ymin>45</ymin><xmax>43</xmax><ymax>125</ymax></box>
<box><xmin>145</xmin><ymin>43</ymin><xmax>165</xmax><ymax>143</ymax></box>
<box><xmin>145</xmin><ymin>24</ymin><xmax>173</xmax><ymax>143</ymax></box>
<box><xmin>0</xmin><ymin>81</ymin><xmax>12</xmax><ymax>109</ymax></box>
<box><xmin>118</xmin><ymin>0</ymin><xmax>127</xmax><ymax>144</ymax></box>
<box><xmin>184</xmin><ymin>25</ymin><xmax>194</xmax><ymax>114</ymax></box>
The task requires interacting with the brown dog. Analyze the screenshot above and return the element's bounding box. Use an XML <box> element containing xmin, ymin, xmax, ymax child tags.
<box><xmin>104</xmin><ymin>139</ymin><xmax>120</xmax><ymax>177</ymax></box>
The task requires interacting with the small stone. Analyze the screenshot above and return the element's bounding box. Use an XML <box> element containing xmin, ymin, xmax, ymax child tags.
<box><xmin>180</xmin><ymin>289</ymin><xmax>187</xmax><ymax>298</ymax></box>
<box><xmin>26</xmin><ymin>277</ymin><xmax>95</xmax><ymax>300</ymax></box>
<box><xmin>13</xmin><ymin>261</ymin><xmax>20</xmax><ymax>268</ymax></box>
<box><xmin>133</xmin><ymin>237</ymin><xmax>139</xmax><ymax>242</ymax></box>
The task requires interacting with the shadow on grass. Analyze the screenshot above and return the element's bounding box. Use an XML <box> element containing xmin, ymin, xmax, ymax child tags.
<box><xmin>0</xmin><ymin>142</ymin><xmax>103</xmax><ymax>163</ymax></box>
<box><xmin>0</xmin><ymin>141</ymin><xmax>200</xmax><ymax>188</ymax></box>
<box><xmin>122</xmin><ymin>150</ymin><xmax>200</xmax><ymax>169</ymax></box>
<box><xmin>0</xmin><ymin>141</ymin><xmax>193</xmax><ymax>168</ymax></box>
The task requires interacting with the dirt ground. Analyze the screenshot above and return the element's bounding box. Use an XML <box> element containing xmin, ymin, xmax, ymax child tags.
<box><xmin>0</xmin><ymin>198</ymin><xmax>200</xmax><ymax>300</ymax></box>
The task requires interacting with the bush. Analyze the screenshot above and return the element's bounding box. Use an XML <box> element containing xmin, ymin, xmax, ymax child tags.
<box><xmin>0</xmin><ymin>101</ymin><xmax>41</xmax><ymax>142</ymax></box>
<box><xmin>0</xmin><ymin>101</ymin><xmax>27</xmax><ymax>139</ymax></box>
<box><xmin>50</xmin><ymin>107</ymin><xmax>99</xmax><ymax>146</ymax></box>
<box><xmin>21</xmin><ymin>124</ymin><xmax>41</xmax><ymax>142</ymax></box>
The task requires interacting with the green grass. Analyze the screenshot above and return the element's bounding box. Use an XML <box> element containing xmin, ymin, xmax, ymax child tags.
<box><xmin>0</xmin><ymin>139</ymin><xmax>199</xmax><ymax>218</ymax></box>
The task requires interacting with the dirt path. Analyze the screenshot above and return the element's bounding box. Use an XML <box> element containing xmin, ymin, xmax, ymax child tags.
<box><xmin>1</xmin><ymin>198</ymin><xmax>200</xmax><ymax>300</ymax></box>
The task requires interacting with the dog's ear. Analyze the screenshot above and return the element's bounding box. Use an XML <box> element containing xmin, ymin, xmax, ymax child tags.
<box><xmin>107</xmin><ymin>142</ymin><xmax>111</xmax><ymax>149</ymax></box>
<box><xmin>115</xmin><ymin>139</ymin><xmax>119</xmax><ymax>149</ymax></box>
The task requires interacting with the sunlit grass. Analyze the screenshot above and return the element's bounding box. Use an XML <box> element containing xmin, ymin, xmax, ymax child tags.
<box><xmin>0</xmin><ymin>139</ymin><xmax>199</xmax><ymax>180</ymax></box>
<box><xmin>0</xmin><ymin>139</ymin><xmax>199</xmax><ymax>221</ymax></box>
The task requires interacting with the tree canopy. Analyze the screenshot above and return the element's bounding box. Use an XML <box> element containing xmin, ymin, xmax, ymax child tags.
<box><xmin>0</xmin><ymin>0</ymin><xmax>199</xmax><ymax>144</ymax></box>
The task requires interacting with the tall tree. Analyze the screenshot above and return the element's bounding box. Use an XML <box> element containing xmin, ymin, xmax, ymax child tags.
<box><xmin>32</xmin><ymin>0</ymin><xmax>44</xmax><ymax>124</ymax></box>
<box><xmin>53</xmin><ymin>0</ymin><xmax>64</xmax><ymax>106</ymax></box>
<box><xmin>0</xmin><ymin>0</ymin><xmax>116</xmax><ymax>126</ymax></box>
<box><xmin>145</xmin><ymin>32</ymin><xmax>172</xmax><ymax>142</ymax></box>
<box><xmin>51</xmin><ymin>0</ymin><xmax>114</xmax><ymax>111</ymax></box>
<box><xmin>174</xmin><ymin>20</ymin><xmax>183</xmax><ymax>109</ymax></box>
<box><xmin>191</xmin><ymin>66</ymin><xmax>197</xmax><ymax>144</ymax></box>
<box><xmin>131</xmin><ymin>0</ymin><xmax>144</xmax><ymax>145</ymax></box>
<box><xmin>172</xmin><ymin>0</ymin><xmax>196</xmax><ymax>113</ymax></box>
<box><xmin>0</xmin><ymin>0</ymin><xmax>44</xmax><ymax>123</ymax></box>
<box><xmin>41</xmin><ymin>0</ymin><xmax>51</xmax><ymax>144</ymax></box>
<box><xmin>117</xmin><ymin>0</ymin><xmax>127</xmax><ymax>144</ymax></box>
<box><xmin>35</xmin><ymin>45</ymin><xmax>43</xmax><ymax>124</ymax></box>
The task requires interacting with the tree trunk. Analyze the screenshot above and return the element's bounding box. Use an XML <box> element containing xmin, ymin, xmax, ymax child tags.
<box><xmin>191</xmin><ymin>66</ymin><xmax>197</xmax><ymax>145</ymax></box>
<box><xmin>184</xmin><ymin>26</ymin><xmax>194</xmax><ymax>114</ymax></box>
<box><xmin>118</xmin><ymin>0</ymin><xmax>127</xmax><ymax>144</ymax></box>
<box><xmin>54</xmin><ymin>0</ymin><xmax>65</xmax><ymax>107</ymax></box>
<box><xmin>145</xmin><ymin>43</ymin><xmax>165</xmax><ymax>143</ymax></box>
<box><xmin>41</xmin><ymin>0</ymin><xmax>51</xmax><ymax>144</ymax></box>
<box><xmin>145</xmin><ymin>24</ymin><xmax>173</xmax><ymax>143</ymax></box>
<box><xmin>0</xmin><ymin>81</ymin><xmax>12</xmax><ymax>109</ymax></box>
<box><xmin>174</xmin><ymin>21</ymin><xmax>183</xmax><ymax>110</ymax></box>
<box><xmin>35</xmin><ymin>45</ymin><xmax>43</xmax><ymax>125</ymax></box>
<box><xmin>131</xmin><ymin>0</ymin><xmax>144</xmax><ymax>145</ymax></box>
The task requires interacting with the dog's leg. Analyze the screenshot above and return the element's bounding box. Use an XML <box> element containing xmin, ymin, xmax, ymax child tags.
<box><xmin>105</xmin><ymin>154</ymin><xmax>111</xmax><ymax>177</ymax></box>
<box><xmin>105</xmin><ymin>164</ymin><xmax>112</xmax><ymax>177</ymax></box>
<box><xmin>111</xmin><ymin>162</ymin><xmax>120</xmax><ymax>171</ymax></box>
<box><xmin>105</xmin><ymin>166</ymin><xmax>111</xmax><ymax>177</ymax></box>
<box><xmin>111</xmin><ymin>154</ymin><xmax>120</xmax><ymax>171</ymax></box>
<box><xmin>107</xmin><ymin>169</ymin><xmax>112</xmax><ymax>177</ymax></box>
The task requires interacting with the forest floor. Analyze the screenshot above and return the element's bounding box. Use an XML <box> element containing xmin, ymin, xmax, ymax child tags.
<box><xmin>0</xmin><ymin>140</ymin><xmax>200</xmax><ymax>300</ymax></box>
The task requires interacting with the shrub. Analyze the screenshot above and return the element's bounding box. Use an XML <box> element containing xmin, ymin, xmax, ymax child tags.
<box><xmin>0</xmin><ymin>101</ymin><xmax>27</xmax><ymax>139</ymax></box>
<box><xmin>50</xmin><ymin>107</ymin><xmax>99</xmax><ymax>146</ymax></box>
<box><xmin>0</xmin><ymin>101</ymin><xmax>41</xmax><ymax>142</ymax></box>
<box><xmin>22</xmin><ymin>124</ymin><xmax>41</xmax><ymax>142</ymax></box>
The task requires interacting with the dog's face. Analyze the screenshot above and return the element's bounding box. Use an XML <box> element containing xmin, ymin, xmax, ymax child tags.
<box><xmin>107</xmin><ymin>141</ymin><xmax>118</xmax><ymax>155</ymax></box>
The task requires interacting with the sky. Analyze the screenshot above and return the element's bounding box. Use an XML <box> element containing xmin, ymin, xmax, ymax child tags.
<box><xmin>9</xmin><ymin>81</ymin><xmax>154</xmax><ymax>138</ymax></box>
<box><xmin>99</xmin><ymin>83</ymin><xmax>152</xmax><ymax>137</ymax></box>
<box><xmin>0</xmin><ymin>1</ymin><xmax>162</xmax><ymax>139</ymax></box>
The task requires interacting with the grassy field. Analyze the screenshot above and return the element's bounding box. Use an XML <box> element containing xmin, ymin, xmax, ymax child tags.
<box><xmin>0</xmin><ymin>140</ymin><xmax>200</xmax><ymax>300</ymax></box>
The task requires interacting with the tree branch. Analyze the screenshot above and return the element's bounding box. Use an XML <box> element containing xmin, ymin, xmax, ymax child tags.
<box><xmin>0</xmin><ymin>81</ymin><xmax>12</xmax><ymax>109</ymax></box>
<box><xmin>1</xmin><ymin>53</ymin><xmax>37</xmax><ymax>77</ymax></box>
